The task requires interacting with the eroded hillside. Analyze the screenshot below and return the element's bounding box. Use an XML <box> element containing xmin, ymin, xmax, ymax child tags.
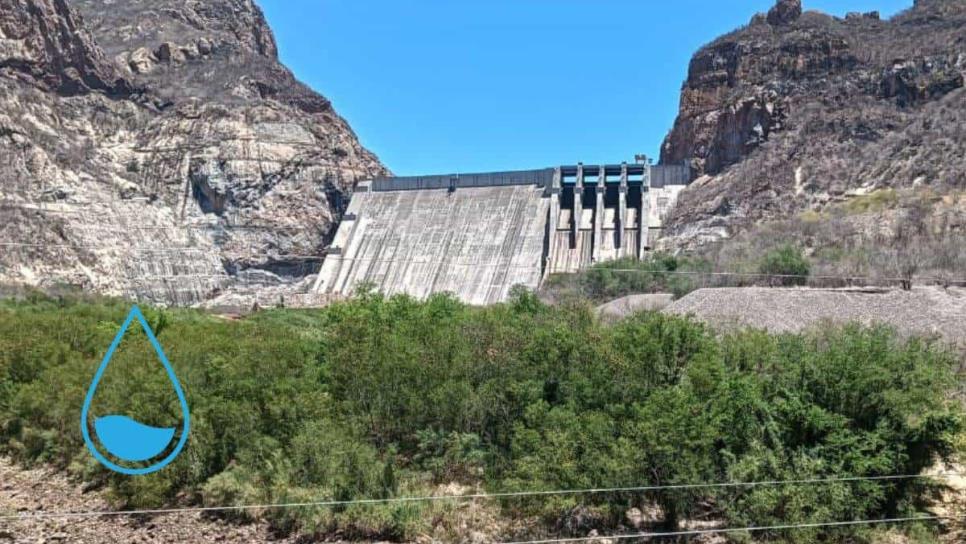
<box><xmin>659</xmin><ymin>0</ymin><xmax>966</xmax><ymax>283</ymax></box>
<box><xmin>0</xmin><ymin>0</ymin><xmax>387</xmax><ymax>304</ymax></box>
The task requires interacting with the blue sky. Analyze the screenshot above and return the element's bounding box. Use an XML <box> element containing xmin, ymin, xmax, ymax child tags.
<box><xmin>257</xmin><ymin>1</ymin><xmax>912</xmax><ymax>176</ymax></box>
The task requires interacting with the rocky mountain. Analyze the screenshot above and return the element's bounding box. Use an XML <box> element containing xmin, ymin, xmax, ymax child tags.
<box><xmin>4</xmin><ymin>0</ymin><xmax>964</xmax><ymax>306</ymax></box>
<box><xmin>0</xmin><ymin>0</ymin><xmax>387</xmax><ymax>305</ymax></box>
<box><xmin>659</xmin><ymin>0</ymin><xmax>966</xmax><ymax>265</ymax></box>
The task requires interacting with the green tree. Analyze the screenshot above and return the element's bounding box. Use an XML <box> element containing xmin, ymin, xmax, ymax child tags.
<box><xmin>759</xmin><ymin>245</ymin><xmax>811</xmax><ymax>286</ymax></box>
<box><xmin>1</xmin><ymin>293</ymin><xmax>961</xmax><ymax>543</ymax></box>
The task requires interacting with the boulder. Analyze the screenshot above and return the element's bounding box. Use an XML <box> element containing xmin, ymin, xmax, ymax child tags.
<box><xmin>128</xmin><ymin>47</ymin><xmax>155</xmax><ymax>74</ymax></box>
<box><xmin>155</xmin><ymin>42</ymin><xmax>186</xmax><ymax>64</ymax></box>
<box><xmin>196</xmin><ymin>37</ymin><xmax>213</xmax><ymax>55</ymax></box>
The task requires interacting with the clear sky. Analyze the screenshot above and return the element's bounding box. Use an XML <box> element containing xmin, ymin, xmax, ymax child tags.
<box><xmin>257</xmin><ymin>0</ymin><xmax>912</xmax><ymax>176</ymax></box>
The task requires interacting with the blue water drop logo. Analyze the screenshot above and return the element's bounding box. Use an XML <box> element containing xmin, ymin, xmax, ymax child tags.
<box><xmin>80</xmin><ymin>306</ymin><xmax>190</xmax><ymax>475</ymax></box>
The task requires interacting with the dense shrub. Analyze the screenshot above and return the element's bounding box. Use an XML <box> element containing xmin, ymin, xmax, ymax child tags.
<box><xmin>0</xmin><ymin>293</ymin><xmax>962</xmax><ymax>542</ymax></box>
<box><xmin>542</xmin><ymin>253</ymin><xmax>713</xmax><ymax>302</ymax></box>
<box><xmin>758</xmin><ymin>245</ymin><xmax>811</xmax><ymax>286</ymax></box>
<box><xmin>695</xmin><ymin>187</ymin><xmax>966</xmax><ymax>291</ymax></box>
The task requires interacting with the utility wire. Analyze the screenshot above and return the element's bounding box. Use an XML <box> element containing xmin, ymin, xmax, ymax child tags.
<box><xmin>1</xmin><ymin>473</ymin><xmax>962</xmax><ymax>522</ymax></box>
<box><xmin>497</xmin><ymin>515</ymin><xmax>955</xmax><ymax>544</ymax></box>
<box><xmin>2</xmin><ymin>206</ymin><xmax>963</xmax><ymax>283</ymax></box>
<box><xmin>562</xmin><ymin>268</ymin><xmax>965</xmax><ymax>284</ymax></box>
<box><xmin>312</xmin><ymin>255</ymin><xmax>966</xmax><ymax>285</ymax></box>
<box><xmin>0</xmin><ymin>203</ymin><xmax>326</xmax><ymax>231</ymax></box>
<box><xmin>0</xmin><ymin>242</ymin><xmax>325</xmax><ymax>259</ymax></box>
<box><xmin>4</xmin><ymin>201</ymin><xmax>963</xmax><ymax>282</ymax></box>
<box><xmin>3</xmin><ymin>248</ymin><xmax>964</xmax><ymax>284</ymax></box>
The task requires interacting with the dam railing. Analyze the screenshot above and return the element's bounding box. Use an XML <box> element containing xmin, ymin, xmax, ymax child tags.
<box><xmin>370</xmin><ymin>163</ymin><xmax>691</xmax><ymax>192</ymax></box>
<box><xmin>370</xmin><ymin>168</ymin><xmax>556</xmax><ymax>192</ymax></box>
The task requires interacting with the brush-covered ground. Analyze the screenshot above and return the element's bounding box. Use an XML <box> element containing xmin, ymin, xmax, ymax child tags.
<box><xmin>0</xmin><ymin>291</ymin><xmax>964</xmax><ymax>543</ymax></box>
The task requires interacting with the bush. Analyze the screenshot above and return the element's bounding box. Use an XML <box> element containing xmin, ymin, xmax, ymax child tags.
<box><xmin>0</xmin><ymin>293</ymin><xmax>962</xmax><ymax>543</ymax></box>
<box><xmin>694</xmin><ymin>188</ymin><xmax>966</xmax><ymax>291</ymax></box>
<box><xmin>759</xmin><ymin>245</ymin><xmax>811</xmax><ymax>286</ymax></box>
<box><xmin>543</xmin><ymin>253</ymin><xmax>712</xmax><ymax>302</ymax></box>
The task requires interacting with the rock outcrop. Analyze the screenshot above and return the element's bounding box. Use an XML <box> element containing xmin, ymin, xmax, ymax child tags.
<box><xmin>0</xmin><ymin>0</ymin><xmax>387</xmax><ymax>304</ymax></box>
<box><xmin>659</xmin><ymin>0</ymin><xmax>966</xmax><ymax>250</ymax></box>
<box><xmin>0</xmin><ymin>0</ymin><xmax>138</xmax><ymax>96</ymax></box>
<box><xmin>767</xmin><ymin>0</ymin><xmax>802</xmax><ymax>25</ymax></box>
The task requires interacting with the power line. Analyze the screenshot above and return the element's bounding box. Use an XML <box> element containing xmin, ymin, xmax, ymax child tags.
<box><xmin>129</xmin><ymin>274</ymin><xmax>229</xmax><ymax>281</ymax></box>
<box><xmin>0</xmin><ymin>242</ymin><xmax>206</xmax><ymax>253</ymax></box>
<box><xmin>333</xmin><ymin>256</ymin><xmax>542</xmax><ymax>269</ymax></box>
<box><xmin>0</xmin><ymin>242</ymin><xmax>324</xmax><ymax>259</ymax></box>
<box><xmin>497</xmin><ymin>515</ymin><xmax>953</xmax><ymax>544</ymax></box>
<box><xmin>1</xmin><ymin>472</ymin><xmax>961</xmax><ymax>522</ymax></box>
<box><xmin>573</xmin><ymin>268</ymin><xmax>966</xmax><ymax>285</ymax></box>
<box><xmin>322</xmin><ymin>255</ymin><xmax>966</xmax><ymax>284</ymax></box>
<box><xmin>0</xmin><ymin>203</ymin><xmax>326</xmax><ymax>232</ymax></box>
<box><xmin>4</xmin><ymin>203</ymin><xmax>963</xmax><ymax>283</ymax></box>
<box><xmin>1</xmin><ymin>223</ymin><xmax>963</xmax><ymax>285</ymax></box>
<box><xmin>3</xmin><ymin>248</ymin><xmax>965</xmax><ymax>284</ymax></box>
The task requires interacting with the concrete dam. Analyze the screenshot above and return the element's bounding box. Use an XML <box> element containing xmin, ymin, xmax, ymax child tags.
<box><xmin>313</xmin><ymin>162</ymin><xmax>691</xmax><ymax>305</ymax></box>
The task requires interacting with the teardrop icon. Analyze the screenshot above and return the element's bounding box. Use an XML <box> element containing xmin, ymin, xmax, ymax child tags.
<box><xmin>80</xmin><ymin>306</ymin><xmax>190</xmax><ymax>475</ymax></box>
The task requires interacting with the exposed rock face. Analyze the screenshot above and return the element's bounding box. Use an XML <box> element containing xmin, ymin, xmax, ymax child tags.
<box><xmin>659</xmin><ymin>0</ymin><xmax>966</xmax><ymax>250</ymax></box>
<box><xmin>767</xmin><ymin>0</ymin><xmax>802</xmax><ymax>26</ymax></box>
<box><xmin>881</xmin><ymin>57</ymin><xmax>966</xmax><ymax>108</ymax></box>
<box><xmin>0</xmin><ymin>0</ymin><xmax>387</xmax><ymax>304</ymax></box>
<box><xmin>661</xmin><ymin>1</ymin><xmax>862</xmax><ymax>177</ymax></box>
<box><xmin>0</xmin><ymin>0</ymin><xmax>137</xmax><ymax>96</ymax></box>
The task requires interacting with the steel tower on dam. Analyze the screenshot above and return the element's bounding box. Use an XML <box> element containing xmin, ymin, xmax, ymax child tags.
<box><xmin>312</xmin><ymin>161</ymin><xmax>691</xmax><ymax>305</ymax></box>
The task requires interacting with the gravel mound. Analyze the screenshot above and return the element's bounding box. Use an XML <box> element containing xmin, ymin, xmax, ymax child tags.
<box><xmin>664</xmin><ymin>286</ymin><xmax>966</xmax><ymax>348</ymax></box>
<box><xmin>596</xmin><ymin>294</ymin><xmax>676</xmax><ymax>322</ymax></box>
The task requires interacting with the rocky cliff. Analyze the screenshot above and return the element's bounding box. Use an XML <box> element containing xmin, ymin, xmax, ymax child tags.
<box><xmin>660</xmin><ymin>0</ymin><xmax>966</xmax><ymax>255</ymax></box>
<box><xmin>0</xmin><ymin>0</ymin><xmax>387</xmax><ymax>304</ymax></box>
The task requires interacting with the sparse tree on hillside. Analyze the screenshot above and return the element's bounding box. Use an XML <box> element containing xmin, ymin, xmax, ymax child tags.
<box><xmin>885</xmin><ymin>203</ymin><xmax>931</xmax><ymax>290</ymax></box>
<box><xmin>759</xmin><ymin>245</ymin><xmax>810</xmax><ymax>286</ymax></box>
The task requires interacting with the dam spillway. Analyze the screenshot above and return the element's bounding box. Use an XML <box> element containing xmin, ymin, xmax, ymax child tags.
<box><xmin>313</xmin><ymin>163</ymin><xmax>690</xmax><ymax>305</ymax></box>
